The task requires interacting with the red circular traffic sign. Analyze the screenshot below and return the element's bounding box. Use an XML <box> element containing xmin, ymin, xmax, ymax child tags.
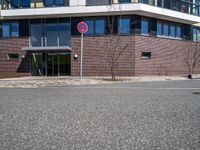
<box><xmin>77</xmin><ymin>22</ymin><xmax>88</xmax><ymax>34</ymax></box>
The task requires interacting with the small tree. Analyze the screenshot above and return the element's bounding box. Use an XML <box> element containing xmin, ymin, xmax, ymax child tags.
<box><xmin>106</xmin><ymin>5</ymin><xmax>130</xmax><ymax>80</ymax></box>
<box><xmin>184</xmin><ymin>42</ymin><xmax>200</xmax><ymax>78</ymax></box>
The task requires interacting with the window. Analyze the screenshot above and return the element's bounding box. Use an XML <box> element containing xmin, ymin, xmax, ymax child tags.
<box><xmin>157</xmin><ymin>20</ymin><xmax>182</xmax><ymax>39</ymax></box>
<box><xmin>95</xmin><ymin>19</ymin><xmax>105</xmax><ymax>34</ymax></box>
<box><xmin>21</xmin><ymin>0</ymin><xmax>30</xmax><ymax>7</ymax></box>
<box><xmin>2</xmin><ymin>22</ymin><xmax>19</xmax><ymax>38</ymax></box>
<box><xmin>19</xmin><ymin>19</ymin><xmax>29</xmax><ymax>37</ymax></box>
<box><xmin>163</xmin><ymin>23</ymin><xmax>169</xmax><ymax>37</ymax></box>
<box><xmin>11</xmin><ymin>23</ymin><xmax>19</xmax><ymax>37</ymax></box>
<box><xmin>30</xmin><ymin>23</ymin><xmax>43</xmax><ymax>47</ymax></box>
<box><xmin>119</xmin><ymin>0</ymin><xmax>131</xmax><ymax>3</ymax></box>
<box><xmin>170</xmin><ymin>24</ymin><xmax>175</xmax><ymax>37</ymax></box>
<box><xmin>141</xmin><ymin>18</ymin><xmax>149</xmax><ymax>35</ymax></box>
<box><xmin>44</xmin><ymin>0</ymin><xmax>65</xmax><ymax>6</ymax></box>
<box><xmin>141</xmin><ymin>52</ymin><xmax>151</xmax><ymax>59</ymax></box>
<box><xmin>194</xmin><ymin>28</ymin><xmax>200</xmax><ymax>42</ymax></box>
<box><xmin>44</xmin><ymin>0</ymin><xmax>53</xmax><ymax>6</ymax></box>
<box><xmin>118</xmin><ymin>17</ymin><xmax>130</xmax><ymax>34</ymax></box>
<box><xmin>86</xmin><ymin>0</ymin><xmax>111</xmax><ymax>6</ymax></box>
<box><xmin>140</xmin><ymin>0</ymin><xmax>148</xmax><ymax>4</ymax></box>
<box><xmin>197</xmin><ymin>29</ymin><xmax>200</xmax><ymax>42</ymax></box>
<box><xmin>55</xmin><ymin>0</ymin><xmax>64</xmax><ymax>5</ymax></box>
<box><xmin>157</xmin><ymin>21</ymin><xmax>162</xmax><ymax>36</ymax></box>
<box><xmin>59</xmin><ymin>23</ymin><xmax>70</xmax><ymax>46</ymax></box>
<box><xmin>7</xmin><ymin>53</ymin><xmax>19</xmax><ymax>60</ymax></box>
<box><xmin>193</xmin><ymin>28</ymin><xmax>197</xmax><ymax>41</ymax></box>
<box><xmin>30</xmin><ymin>18</ymin><xmax>71</xmax><ymax>47</ymax></box>
<box><xmin>85</xmin><ymin>18</ymin><xmax>105</xmax><ymax>35</ymax></box>
<box><xmin>46</xmin><ymin>23</ymin><xmax>58</xmax><ymax>46</ymax></box>
<box><xmin>11</xmin><ymin>0</ymin><xmax>20</xmax><ymax>8</ymax></box>
<box><xmin>11</xmin><ymin>0</ymin><xmax>30</xmax><ymax>8</ymax></box>
<box><xmin>2</xmin><ymin>23</ymin><xmax>10</xmax><ymax>38</ymax></box>
<box><xmin>176</xmin><ymin>25</ymin><xmax>181</xmax><ymax>38</ymax></box>
<box><xmin>85</xmin><ymin>20</ymin><xmax>94</xmax><ymax>35</ymax></box>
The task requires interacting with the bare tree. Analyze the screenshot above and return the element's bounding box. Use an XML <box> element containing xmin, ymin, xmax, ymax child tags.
<box><xmin>106</xmin><ymin>5</ymin><xmax>130</xmax><ymax>80</ymax></box>
<box><xmin>184</xmin><ymin>42</ymin><xmax>200</xmax><ymax>78</ymax></box>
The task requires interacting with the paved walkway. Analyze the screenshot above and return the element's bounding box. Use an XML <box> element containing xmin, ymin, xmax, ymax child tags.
<box><xmin>0</xmin><ymin>76</ymin><xmax>194</xmax><ymax>88</ymax></box>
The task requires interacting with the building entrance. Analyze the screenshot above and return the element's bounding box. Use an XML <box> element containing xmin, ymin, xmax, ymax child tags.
<box><xmin>31</xmin><ymin>52</ymin><xmax>71</xmax><ymax>76</ymax></box>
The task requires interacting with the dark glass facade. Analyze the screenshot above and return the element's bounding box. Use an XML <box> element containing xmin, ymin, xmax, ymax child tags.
<box><xmin>29</xmin><ymin>18</ymin><xmax>70</xmax><ymax>47</ymax></box>
<box><xmin>0</xmin><ymin>15</ymin><xmax>199</xmax><ymax>43</ymax></box>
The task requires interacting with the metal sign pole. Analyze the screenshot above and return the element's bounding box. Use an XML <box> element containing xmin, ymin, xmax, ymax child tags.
<box><xmin>80</xmin><ymin>33</ymin><xmax>83</xmax><ymax>80</ymax></box>
<box><xmin>77</xmin><ymin>21</ymin><xmax>88</xmax><ymax>80</ymax></box>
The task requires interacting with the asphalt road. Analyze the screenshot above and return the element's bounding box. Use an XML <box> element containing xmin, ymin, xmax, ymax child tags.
<box><xmin>0</xmin><ymin>80</ymin><xmax>200</xmax><ymax>150</ymax></box>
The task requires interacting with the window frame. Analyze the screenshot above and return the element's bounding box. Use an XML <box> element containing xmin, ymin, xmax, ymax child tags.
<box><xmin>141</xmin><ymin>52</ymin><xmax>151</xmax><ymax>59</ymax></box>
<box><xmin>7</xmin><ymin>53</ymin><xmax>19</xmax><ymax>60</ymax></box>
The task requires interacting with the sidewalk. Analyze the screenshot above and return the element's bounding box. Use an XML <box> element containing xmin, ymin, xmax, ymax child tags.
<box><xmin>0</xmin><ymin>76</ymin><xmax>194</xmax><ymax>88</ymax></box>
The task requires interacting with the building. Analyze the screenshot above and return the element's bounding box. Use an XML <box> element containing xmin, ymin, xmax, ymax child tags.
<box><xmin>0</xmin><ymin>0</ymin><xmax>200</xmax><ymax>76</ymax></box>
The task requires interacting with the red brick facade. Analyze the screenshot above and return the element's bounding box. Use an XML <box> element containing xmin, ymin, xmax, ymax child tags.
<box><xmin>0</xmin><ymin>35</ymin><xmax>199</xmax><ymax>76</ymax></box>
<box><xmin>71</xmin><ymin>36</ymin><xmax>135</xmax><ymax>76</ymax></box>
<box><xmin>134</xmin><ymin>35</ymin><xmax>200</xmax><ymax>76</ymax></box>
<box><xmin>0</xmin><ymin>38</ymin><xmax>30</xmax><ymax>74</ymax></box>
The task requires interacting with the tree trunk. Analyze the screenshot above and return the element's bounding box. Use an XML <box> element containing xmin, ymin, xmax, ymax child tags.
<box><xmin>111</xmin><ymin>64</ymin><xmax>116</xmax><ymax>81</ymax></box>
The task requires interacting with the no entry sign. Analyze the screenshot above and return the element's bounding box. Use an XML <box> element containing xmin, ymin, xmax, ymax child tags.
<box><xmin>77</xmin><ymin>22</ymin><xmax>88</xmax><ymax>34</ymax></box>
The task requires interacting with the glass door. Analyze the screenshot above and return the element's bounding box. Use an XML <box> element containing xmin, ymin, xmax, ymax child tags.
<box><xmin>47</xmin><ymin>53</ymin><xmax>58</xmax><ymax>76</ymax></box>
<box><xmin>31</xmin><ymin>53</ymin><xmax>43</xmax><ymax>76</ymax></box>
<box><xmin>59</xmin><ymin>53</ymin><xmax>71</xmax><ymax>76</ymax></box>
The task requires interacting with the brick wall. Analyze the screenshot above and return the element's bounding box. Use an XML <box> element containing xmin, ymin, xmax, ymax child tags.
<box><xmin>71</xmin><ymin>36</ymin><xmax>135</xmax><ymax>76</ymax></box>
<box><xmin>134</xmin><ymin>35</ymin><xmax>200</xmax><ymax>76</ymax></box>
<box><xmin>0</xmin><ymin>35</ymin><xmax>199</xmax><ymax>77</ymax></box>
<box><xmin>0</xmin><ymin>38</ymin><xmax>30</xmax><ymax>74</ymax></box>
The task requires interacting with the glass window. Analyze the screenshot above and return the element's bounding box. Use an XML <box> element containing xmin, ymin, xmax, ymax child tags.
<box><xmin>119</xmin><ymin>0</ymin><xmax>131</xmax><ymax>3</ymax></box>
<box><xmin>195</xmin><ymin>0</ymin><xmax>200</xmax><ymax>16</ymax></box>
<box><xmin>30</xmin><ymin>24</ymin><xmax>43</xmax><ymax>47</ymax></box>
<box><xmin>141</xmin><ymin>18</ymin><xmax>149</xmax><ymax>35</ymax></box>
<box><xmin>157</xmin><ymin>21</ymin><xmax>162</xmax><ymax>36</ymax></box>
<box><xmin>197</xmin><ymin>29</ymin><xmax>200</xmax><ymax>41</ymax></box>
<box><xmin>2</xmin><ymin>23</ymin><xmax>10</xmax><ymax>38</ymax></box>
<box><xmin>95</xmin><ymin>19</ymin><xmax>105</xmax><ymax>34</ymax></box>
<box><xmin>21</xmin><ymin>0</ymin><xmax>30</xmax><ymax>7</ymax></box>
<box><xmin>59</xmin><ymin>23</ymin><xmax>70</xmax><ymax>46</ymax></box>
<box><xmin>11</xmin><ymin>23</ymin><xmax>19</xmax><ymax>37</ymax></box>
<box><xmin>85</xmin><ymin>20</ymin><xmax>94</xmax><ymax>35</ymax></box>
<box><xmin>55</xmin><ymin>0</ymin><xmax>64</xmax><ymax>5</ymax></box>
<box><xmin>86</xmin><ymin>0</ymin><xmax>111</xmax><ymax>6</ymax></box>
<box><xmin>163</xmin><ymin>23</ymin><xmax>169</xmax><ymax>36</ymax></box>
<box><xmin>118</xmin><ymin>18</ymin><xmax>130</xmax><ymax>34</ymax></box>
<box><xmin>170</xmin><ymin>24</ymin><xmax>175</xmax><ymax>37</ymax></box>
<box><xmin>157</xmin><ymin>0</ymin><xmax>162</xmax><ymax>7</ymax></box>
<box><xmin>176</xmin><ymin>25</ymin><xmax>181</xmax><ymax>38</ymax></box>
<box><xmin>46</xmin><ymin>24</ymin><xmax>58</xmax><ymax>46</ymax></box>
<box><xmin>140</xmin><ymin>0</ymin><xmax>148</xmax><ymax>4</ymax></box>
<box><xmin>164</xmin><ymin>0</ymin><xmax>171</xmax><ymax>9</ymax></box>
<box><xmin>7</xmin><ymin>53</ymin><xmax>19</xmax><ymax>60</ymax></box>
<box><xmin>193</xmin><ymin>28</ymin><xmax>197</xmax><ymax>41</ymax></box>
<box><xmin>11</xmin><ymin>0</ymin><xmax>20</xmax><ymax>8</ymax></box>
<box><xmin>44</xmin><ymin>0</ymin><xmax>54</xmax><ymax>6</ymax></box>
<box><xmin>141</xmin><ymin>52</ymin><xmax>151</xmax><ymax>59</ymax></box>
